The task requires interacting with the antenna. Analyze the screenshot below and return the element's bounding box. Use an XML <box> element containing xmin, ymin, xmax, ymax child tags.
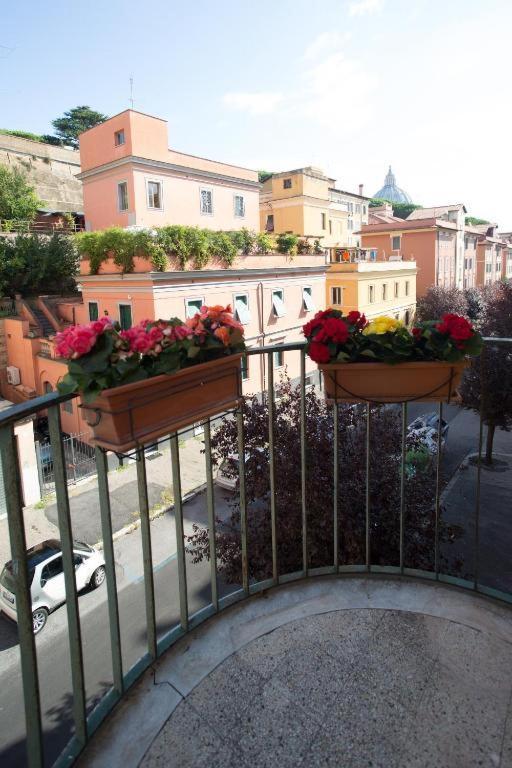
<box><xmin>129</xmin><ymin>77</ymin><xmax>134</xmax><ymax>109</ymax></box>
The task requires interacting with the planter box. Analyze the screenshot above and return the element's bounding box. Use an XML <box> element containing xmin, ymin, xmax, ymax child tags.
<box><xmin>319</xmin><ymin>360</ymin><xmax>468</xmax><ymax>404</ymax></box>
<box><xmin>80</xmin><ymin>354</ymin><xmax>243</xmax><ymax>452</ymax></box>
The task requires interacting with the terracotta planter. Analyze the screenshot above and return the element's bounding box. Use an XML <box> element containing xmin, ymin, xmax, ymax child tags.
<box><xmin>319</xmin><ymin>360</ymin><xmax>468</xmax><ymax>404</ymax></box>
<box><xmin>80</xmin><ymin>354</ymin><xmax>243</xmax><ymax>452</ymax></box>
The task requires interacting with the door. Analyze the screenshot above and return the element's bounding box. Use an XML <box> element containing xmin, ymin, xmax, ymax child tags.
<box><xmin>73</xmin><ymin>552</ymin><xmax>90</xmax><ymax>591</ymax></box>
<box><xmin>119</xmin><ymin>304</ymin><xmax>132</xmax><ymax>330</ymax></box>
<box><xmin>40</xmin><ymin>556</ymin><xmax>65</xmax><ymax>608</ymax></box>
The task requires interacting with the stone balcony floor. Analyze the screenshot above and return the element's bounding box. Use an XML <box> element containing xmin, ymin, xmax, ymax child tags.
<box><xmin>80</xmin><ymin>577</ymin><xmax>512</xmax><ymax>768</ymax></box>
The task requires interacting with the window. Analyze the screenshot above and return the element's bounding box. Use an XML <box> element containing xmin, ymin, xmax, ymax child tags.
<box><xmin>272</xmin><ymin>289</ymin><xmax>286</xmax><ymax>318</ymax></box>
<box><xmin>368</xmin><ymin>285</ymin><xmax>374</xmax><ymax>303</ymax></box>
<box><xmin>283</xmin><ymin>178</ymin><xmax>292</xmax><ymax>189</ymax></box>
<box><xmin>329</xmin><ymin>220</ymin><xmax>332</xmax><ymax>235</ymax></box>
<box><xmin>114</xmin><ymin>129</ymin><xmax>125</xmax><ymax>146</ymax></box>
<box><xmin>331</xmin><ymin>287</ymin><xmax>343</xmax><ymax>306</ymax></box>
<box><xmin>469</xmin><ymin>258</ymin><xmax>473</xmax><ymax>269</ymax></box>
<box><xmin>44</xmin><ymin>381</ymin><xmax>53</xmax><ymax>394</ymax></box>
<box><xmin>119</xmin><ymin>304</ymin><xmax>132</xmax><ymax>330</ymax></box>
<box><xmin>405</xmin><ymin>281</ymin><xmax>410</xmax><ymax>296</ymax></box>
<box><xmin>88</xmin><ymin>302</ymin><xmax>99</xmax><ymax>321</ymax></box>
<box><xmin>234</xmin><ymin>194</ymin><xmax>245</xmax><ymax>218</ymax></box>
<box><xmin>117</xmin><ymin>182</ymin><xmax>128</xmax><ymax>212</ymax></box>
<box><xmin>234</xmin><ymin>294</ymin><xmax>251</xmax><ymax>324</ymax></box>
<box><xmin>382</xmin><ymin>283</ymin><xmax>387</xmax><ymax>300</ymax></box>
<box><xmin>363</xmin><ymin>205</ymin><xmax>367</xmax><ymax>215</ymax></box>
<box><xmin>347</xmin><ymin>219</ymin><xmax>353</xmax><ymax>231</ymax></box>
<box><xmin>302</xmin><ymin>286</ymin><xmax>315</xmax><ymax>312</ymax></box>
<box><xmin>405</xmin><ymin>310</ymin><xmax>411</xmax><ymax>325</ymax></box>
<box><xmin>61</xmin><ymin>399</ymin><xmax>73</xmax><ymax>414</ymax></box>
<box><xmin>392</xmin><ymin>235</ymin><xmax>401</xmax><ymax>250</ymax></box>
<box><xmin>321</xmin><ymin>213</ymin><xmax>327</xmax><ymax>230</ymax></box>
<box><xmin>486</xmin><ymin>263</ymin><xmax>492</xmax><ymax>273</ymax></box>
<box><xmin>186</xmin><ymin>298</ymin><xmax>204</xmax><ymax>318</ymax></box>
<box><xmin>464</xmin><ymin>258</ymin><xmax>468</xmax><ymax>270</ymax></box>
<box><xmin>200</xmin><ymin>188</ymin><xmax>213</xmax><ymax>215</ymax></box>
<box><xmin>273</xmin><ymin>349</ymin><xmax>284</xmax><ymax>368</ymax></box>
<box><xmin>370</xmin><ymin>249</ymin><xmax>377</xmax><ymax>261</ymax></box>
<box><xmin>356</xmin><ymin>204</ymin><xmax>361</xmax><ymax>214</ymax></box>
<box><xmin>41</xmin><ymin>556</ymin><xmax>63</xmax><ymax>583</ymax></box>
<box><xmin>241</xmin><ymin>355</ymin><xmax>249</xmax><ymax>381</ymax></box>
<box><xmin>394</xmin><ymin>281</ymin><xmax>399</xmax><ymax>297</ymax></box>
<box><xmin>147</xmin><ymin>181</ymin><xmax>162</xmax><ymax>209</ymax></box>
<box><xmin>266</xmin><ymin>214</ymin><xmax>274</xmax><ymax>232</ymax></box>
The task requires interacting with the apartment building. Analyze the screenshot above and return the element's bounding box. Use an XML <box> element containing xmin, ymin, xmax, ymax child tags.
<box><xmin>259</xmin><ymin>167</ymin><xmax>370</xmax><ymax>249</ymax></box>
<box><xmin>78</xmin><ymin>110</ymin><xmax>260</xmax><ymax>232</ymax></box>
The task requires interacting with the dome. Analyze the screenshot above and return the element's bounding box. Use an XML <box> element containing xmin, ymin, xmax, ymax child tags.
<box><xmin>374</xmin><ymin>166</ymin><xmax>411</xmax><ymax>204</ymax></box>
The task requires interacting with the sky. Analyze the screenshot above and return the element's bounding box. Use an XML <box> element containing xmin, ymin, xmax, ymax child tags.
<box><xmin>1</xmin><ymin>0</ymin><xmax>512</xmax><ymax>228</ymax></box>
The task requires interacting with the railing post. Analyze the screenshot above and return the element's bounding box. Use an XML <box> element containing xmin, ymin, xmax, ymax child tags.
<box><xmin>203</xmin><ymin>420</ymin><xmax>218</xmax><ymax>610</ymax></box>
<box><xmin>48</xmin><ymin>406</ymin><xmax>88</xmax><ymax>746</ymax></box>
<box><xmin>0</xmin><ymin>424</ymin><xmax>44</xmax><ymax>768</ymax></box>
<box><xmin>300</xmin><ymin>348</ymin><xmax>308</xmax><ymax>575</ymax></box>
<box><xmin>136</xmin><ymin>448</ymin><xmax>157</xmax><ymax>660</ymax></box>
<box><xmin>170</xmin><ymin>434</ymin><xmax>189</xmax><ymax>630</ymax></box>
<box><xmin>237</xmin><ymin>409</ymin><xmax>249</xmax><ymax>594</ymax></box>
<box><xmin>365</xmin><ymin>404</ymin><xmax>371</xmax><ymax>571</ymax></box>
<box><xmin>434</xmin><ymin>402</ymin><xmax>443</xmax><ymax>578</ymax></box>
<box><xmin>399</xmin><ymin>402</ymin><xmax>408</xmax><ymax>574</ymax></box>
<box><xmin>268</xmin><ymin>352</ymin><xmax>278</xmax><ymax>584</ymax></box>
<box><xmin>333</xmin><ymin>403</ymin><xmax>339</xmax><ymax>570</ymax></box>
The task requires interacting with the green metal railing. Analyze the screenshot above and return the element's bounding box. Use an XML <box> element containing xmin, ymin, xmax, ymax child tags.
<box><xmin>0</xmin><ymin>339</ymin><xmax>510</xmax><ymax>767</ymax></box>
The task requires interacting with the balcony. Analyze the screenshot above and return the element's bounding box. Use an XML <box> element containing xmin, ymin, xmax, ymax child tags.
<box><xmin>0</xmin><ymin>342</ymin><xmax>512</xmax><ymax>768</ymax></box>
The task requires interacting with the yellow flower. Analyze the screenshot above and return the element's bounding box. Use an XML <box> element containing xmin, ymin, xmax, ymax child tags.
<box><xmin>363</xmin><ymin>315</ymin><xmax>404</xmax><ymax>335</ymax></box>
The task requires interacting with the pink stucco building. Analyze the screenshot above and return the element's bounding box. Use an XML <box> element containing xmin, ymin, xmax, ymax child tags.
<box><xmin>78</xmin><ymin>110</ymin><xmax>260</xmax><ymax>232</ymax></box>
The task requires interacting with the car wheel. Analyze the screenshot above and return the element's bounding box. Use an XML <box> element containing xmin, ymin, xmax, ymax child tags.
<box><xmin>32</xmin><ymin>608</ymin><xmax>48</xmax><ymax>634</ymax></box>
<box><xmin>91</xmin><ymin>566</ymin><xmax>106</xmax><ymax>589</ymax></box>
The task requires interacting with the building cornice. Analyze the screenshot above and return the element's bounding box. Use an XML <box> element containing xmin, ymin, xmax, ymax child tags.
<box><xmin>78</xmin><ymin>265</ymin><xmax>329</xmax><ymax>284</ymax></box>
<box><xmin>77</xmin><ymin>155</ymin><xmax>260</xmax><ymax>189</ymax></box>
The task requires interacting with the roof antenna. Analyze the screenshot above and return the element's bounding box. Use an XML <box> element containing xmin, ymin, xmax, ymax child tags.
<box><xmin>129</xmin><ymin>77</ymin><xmax>134</xmax><ymax>109</ymax></box>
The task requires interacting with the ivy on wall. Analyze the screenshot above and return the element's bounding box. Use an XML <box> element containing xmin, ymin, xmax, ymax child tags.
<box><xmin>75</xmin><ymin>226</ymin><xmax>301</xmax><ymax>274</ymax></box>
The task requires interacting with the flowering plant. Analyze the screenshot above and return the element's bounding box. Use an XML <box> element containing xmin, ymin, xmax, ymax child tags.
<box><xmin>56</xmin><ymin>305</ymin><xmax>245</xmax><ymax>402</ymax></box>
<box><xmin>303</xmin><ymin>309</ymin><xmax>482</xmax><ymax>365</ymax></box>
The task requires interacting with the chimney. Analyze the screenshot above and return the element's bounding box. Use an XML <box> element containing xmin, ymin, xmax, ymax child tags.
<box><xmin>359</xmin><ymin>184</ymin><xmax>364</xmax><ymax>196</ymax></box>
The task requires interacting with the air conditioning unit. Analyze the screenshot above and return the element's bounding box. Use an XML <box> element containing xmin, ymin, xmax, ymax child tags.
<box><xmin>6</xmin><ymin>366</ymin><xmax>21</xmax><ymax>386</ymax></box>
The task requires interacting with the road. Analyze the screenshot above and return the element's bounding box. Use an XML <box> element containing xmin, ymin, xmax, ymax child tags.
<box><xmin>0</xmin><ymin>404</ymin><xmax>490</xmax><ymax>766</ymax></box>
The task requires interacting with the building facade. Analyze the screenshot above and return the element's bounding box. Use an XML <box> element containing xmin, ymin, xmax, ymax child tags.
<box><xmin>78</xmin><ymin>110</ymin><xmax>260</xmax><ymax>232</ymax></box>
<box><xmin>259</xmin><ymin>167</ymin><xmax>370</xmax><ymax>249</ymax></box>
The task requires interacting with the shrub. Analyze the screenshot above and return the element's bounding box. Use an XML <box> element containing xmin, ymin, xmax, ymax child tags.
<box><xmin>227</xmin><ymin>227</ymin><xmax>256</xmax><ymax>255</ymax></box>
<box><xmin>0</xmin><ymin>233</ymin><xmax>79</xmax><ymax>296</ymax></box>
<box><xmin>276</xmin><ymin>232</ymin><xmax>298</xmax><ymax>256</ymax></box>
<box><xmin>255</xmin><ymin>232</ymin><xmax>274</xmax><ymax>254</ymax></box>
<box><xmin>208</xmin><ymin>231</ymin><xmax>237</xmax><ymax>266</ymax></box>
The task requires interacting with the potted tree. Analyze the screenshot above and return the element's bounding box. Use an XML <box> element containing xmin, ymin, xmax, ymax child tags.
<box><xmin>56</xmin><ymin>306</ymin><xmax>245</xmax><ymax>451</ymax></box>
<box><xmin>303</xmin><ymin>310</ymin><xmax>482</xmax><ymax>403</ymax></box>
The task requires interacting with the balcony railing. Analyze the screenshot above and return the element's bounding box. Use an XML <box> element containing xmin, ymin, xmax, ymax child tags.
<box><xmin>0</xmin><ymin>340</ymin><xmax>511</xmax><ymax>767</ymax></box>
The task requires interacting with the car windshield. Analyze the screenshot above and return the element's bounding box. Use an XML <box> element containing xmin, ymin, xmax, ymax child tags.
<box><xmin>0</xmin><ymin>564</ymin><xmax>35</xmax><ymax>592</ymax></box>
<box><xmin>73</xmin><ymin>541</ymin><xmax>93</xmax><ymax>553</ymax></box>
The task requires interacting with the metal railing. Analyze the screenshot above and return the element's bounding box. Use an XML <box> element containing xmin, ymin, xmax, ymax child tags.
<box><xmin>0</xmin><ymin>340</ymin><xmax>510</xmax><ymax>767</ymax></box>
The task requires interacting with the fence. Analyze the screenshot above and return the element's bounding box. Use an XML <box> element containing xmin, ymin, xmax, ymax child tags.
<box><xmin>0</xmin><ymin>339</ymin><xmax>510</xmax><ymax>767</ymax></box>
<box><xmin>35</xmin><ymin>431</ymin><xmax>96</xmax><ymax>495</ymax></box>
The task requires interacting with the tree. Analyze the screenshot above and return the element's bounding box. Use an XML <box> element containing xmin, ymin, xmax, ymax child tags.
<box><xmin>0</xmin><ymin>166</ymin><xmax>41</xmax><ymax>222</ymax></box>
<box><xmin>0</xmin><ymin>233</ymin><xmax>79</xmax><ymax>297</ymax></box>
<box><xmin>459</xmin><ymin>282</ymin><xmax>512</xmax><ymax>463</ymax></box>
<box><xmin>51</xmin><ymin>106</ymin><xmax>108</xmax><ymax>148</ymax></box>
<box><xmin>258</xmin><ymin>170</ymin><xmax>273</xmax><ymax>184</ymax></box>
<box><xmin>416</xmin><ymin>286</ymin><xmax>469</xmax><ymax>322</ymax></box>
<box><xmin>368</xmin><ymin>198</ymin><xmax>421</xmax><ymax>219</ymax></box>
<box><xmin>186</xmin><ymin>380</ymin><xmax>460</xmax><ymax>582</ymax></box>
<box><xmin>465</xmin><ymin>216</ymin><xmax>490</xmax><ymax>226</ymax></box>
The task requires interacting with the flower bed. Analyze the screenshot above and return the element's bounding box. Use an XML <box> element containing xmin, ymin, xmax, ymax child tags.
<box><xmin>303</xmin><ymin>310</ymin><xmax>482</xmax><ymax>403</ymax></box>
<box><xmin>56</xmin><ymin>305</ymin><xmax>245</xmax><ymax>451</ymax></box>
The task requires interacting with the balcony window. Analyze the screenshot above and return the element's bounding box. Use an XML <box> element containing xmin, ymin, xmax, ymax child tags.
<box><xmin>283</xmin><ymin>178</ymin><xmax>292</xmax><ymax>189</ymax></box>
<box><xmin>303</xmin><ymin>286</ymin><xmax>315</xmax><ymax>312</ymax></box>
<box><xmin>119</xmin><ymin>304</ymin><xmax>132</xmax><ymax>330</ymax></box>
<box><xmin>88</xmin><ymin>302</ymin><xmax>99</xmax><ymax>321</ymax></box>
<box><xmin>234</xmin><ymin>294</ymin><xmax>250</xmax><ymax>325</ymax></box>
<box><xmin>114</xmin><ymin>129</ymin><xmax>125</xmax><ymax>146</ymax></box>
<box><xmin>186</xmin><ymin>298</ymin><xmax>204</xmax><ymax>318</ymax></box>
<box><xmin>331</xmin><ymin>287</ymin><xmax>342</xmax><ymax>306</ymax></box>
<box><xmin>368</xmin><ymin>285</ymin><xmax>375</xmax><ymax>303</ymax></box>
<box><xmin>265</xmin><ymin>214</ymin><xmax>274</xmax><ymax>232</ymax></box>
<box><xmin>392</xmin><ymin>235</ymin><xmax>401</xmax><ymax>250</ymax></box>
<box><xmin>234</xmin><ymin>195</ymin><xmax>245</xmax><ymax>218</ymax></box>
<box><xmin>200</xmin><ymin>188</ymin><xmax>213</xmax><ymax>215</ymax></box>
<box><xmin>117</xmin><ymin>182</ymin><xmax>128</xmax><ymax>212</ymax></box>
<box><xmin>272</xmin><ymin>289</ymin><xmax>286</xmax><ymax>318</ymax></box>
<box><xmin>147</xmin><ymin>181</ymin><xmax>162</xmax><ymax>210</ymax></box>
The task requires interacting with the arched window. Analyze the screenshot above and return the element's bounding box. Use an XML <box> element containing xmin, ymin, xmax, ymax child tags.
<box><xmin>43</xmin><ymin>382</ymin><xmax>53</xmax><ymax>394</ymax></box>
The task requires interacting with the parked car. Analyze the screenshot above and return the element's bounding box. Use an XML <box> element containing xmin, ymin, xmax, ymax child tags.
<box><xmin>409</xmin><ymin>413</ymin><xmax>449</xmax><ymax>442</ymax></box>
<box><xmin>0</xmin><ymin>539</ymin><xmax>106</xmax><ymax>634</ymax></box>
<box><xmin>215</xmin><ymin>449</ymin><xmax>266</xmax><ymax>491</ymax></box>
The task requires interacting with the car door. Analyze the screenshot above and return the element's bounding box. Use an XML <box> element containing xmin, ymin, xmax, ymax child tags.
<box><xmin>40</xmin><ymin>556</ymin><xmax>65</xmax><ymax>609</ymax></box>
<box><xmin>73</xmin><ymin>552</ymin><xmax>90</xmax><ymax>591</ymax></box>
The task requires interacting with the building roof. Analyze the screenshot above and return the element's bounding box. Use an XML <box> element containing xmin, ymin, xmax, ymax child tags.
<box><xmin>407</xmin><ymin>204</ymin><xmax>466</xmax><ymax>220</ymax></box>
<box><xmin>373</xmin><ymin>166</ymin><xmax>411</xmax><ymax>204</ymax></box>
<box><xmin>359</xmin><ymin>217</ymin><xmax>458</xmax><ymax>235</ymax></box>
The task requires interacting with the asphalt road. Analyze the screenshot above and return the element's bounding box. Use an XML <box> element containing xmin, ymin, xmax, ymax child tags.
<box><xmin>0</xmin><ymin>404</ymin><xmax>489</xmax><ymax>766</ymax></box>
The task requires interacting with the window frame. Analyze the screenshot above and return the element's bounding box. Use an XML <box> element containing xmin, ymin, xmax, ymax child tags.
<box><xmin>88</xmin><ymin>302</ymin><xmax>99</xmax><ymax>321</ymax></box>
<box><xmin>394</xmin><ymin>281</ymin><xmax>399</xmax><ymax>298</ymax></box>
<box><xmin>392</xmin><ymin>235</ymin><xmax>401</xmax><ymax>251</ymax></box>
<box><xmin>265</xmin><ymin>214</ymin><xmax>274</xmax><ymax>232</ymax></box>
<box><xmin>146</xmin><ymin>179</ymin><xmax>163</xmax><ymax>211</ymax></box>
<box><xmin>118</xmin><ymin>303</ymin><xmax>133</xmax><ymax>331</ymax></box>
<box><xmin>199</xmin><ymin>186</ymin><xmax>214</xmax><ymax>216</ymax></box>
<box><xmin>114</xmin><ymin>129</ymin><xmax>125</xmax><ymax>147</ymax></box>
<box><xmin>368</xmin><ymin>284</ymin><xmax>375</xmax><ymax>303</ymax></box>
<box><xmin>271</xmin><ymin>289</ymin><xmax>286</xmax><ymax>318</ymax></box>
<box><xmin>382</xmin><ymin>283</ymin><xmax>387</xmax><ymax>301</ymax></box>
<box><xmin>302</xmin><ymin>286</ymin><xmax>315</xmax><ymax>313</ymax></box>
<box><xmin>273</xmin><ymin>349</ymin><xmax>284</xmax><ymax>368</ymax></box>
<box><xmin>233</xmin><ymin>194</ymin><xmax>245</xmax><ymax>218</ymax></box>
<box><xmin>330</xmin><ymin>286</ymin><xmax>343</xmax><ymax>306</ymax></box>
<box><xmin>283</xmin><ymin>178</ymin><xmax>292</xmax><ymax>189</ymax></box>
<box><xmin>185</xmin><ymin>297</ymin><xmax>205</xmax><ymax>319</ymax></box>
<box><xmin>117</xmin><ymin>180</ymin><xmax>129</xmax><ymax>212</ymax></box>
<box><xmin>233</xmin><ymin>293</ymin><xmax>251</xmax><ymax>325</ymax></box>
<box><xmin>405</xmin><ymin>280</ymin><xmax>410</xmax><ymax>296</ymax></box>
<box><xmin>321</xmin><ymin>212</ymin><xmax>327</xmax><ymax>230</ymax></box>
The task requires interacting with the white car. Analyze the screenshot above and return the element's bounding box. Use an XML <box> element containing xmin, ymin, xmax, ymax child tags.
<box><xmin>0</xmin><ymin>539</ymin><xmax>106</xmax><ymax>634</ymax></box>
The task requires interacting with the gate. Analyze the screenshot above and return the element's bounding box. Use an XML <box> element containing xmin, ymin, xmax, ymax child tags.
<box><xmin>36</xmin><ymin>431</ymin><xmax>96</xmax><ymax>495</ymax></box>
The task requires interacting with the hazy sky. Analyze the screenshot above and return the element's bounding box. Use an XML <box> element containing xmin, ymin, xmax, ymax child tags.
<box><xmin>2</xmin><ymin>0</ymin><xmax>511</xmax><ymax>227</ymax></box>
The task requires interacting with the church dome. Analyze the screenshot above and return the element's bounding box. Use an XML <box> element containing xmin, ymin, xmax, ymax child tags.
<box><xmin>374</xmin><ymin>166</ymin><xmax>411</xmax><ymax>204</ymax></box>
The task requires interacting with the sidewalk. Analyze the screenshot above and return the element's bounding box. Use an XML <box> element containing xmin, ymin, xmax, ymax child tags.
<box><xmin>0</xmin><ymin>437</ymin><xmax>208</xmax><ymax>565</ymax></box>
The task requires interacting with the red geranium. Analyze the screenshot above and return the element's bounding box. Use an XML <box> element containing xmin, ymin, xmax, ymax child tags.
<box><xmin>436</xmin><ymin>313</ymin><xmax>474</xmax><ymax>348</ymax></box>
<box><xmin>308</xmin><ymin>341</ymin><xmax>331</xmax><ymax>363</ymax></box>
<box><xmin>346</xmin><ymin>311</ymin><xmax>367</xmax><ymax>331</ymax></box>
<box><xmin>316</xmin><ymin>317</ymin><xmax>349</xmax><ymax>344</ymax></box>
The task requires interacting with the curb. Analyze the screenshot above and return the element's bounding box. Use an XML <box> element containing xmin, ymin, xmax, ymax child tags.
<box><xmin>94</xmin><ymin>482</ymin><xmax>207</xmax><ymax>550</ymax></box>
<box><xmin>440</xmin><ymin>451</ymin><xmax>512</xmax><ymax>503</ymax></box>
